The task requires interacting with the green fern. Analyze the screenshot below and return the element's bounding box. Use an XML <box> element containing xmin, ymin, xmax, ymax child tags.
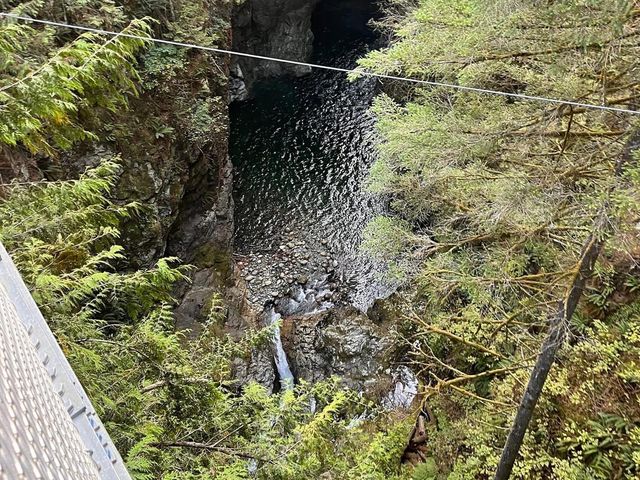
<box><xmin>0</xmin><ymin>13</ymin><xmax>151</xmax><ymax>154</ymax></box>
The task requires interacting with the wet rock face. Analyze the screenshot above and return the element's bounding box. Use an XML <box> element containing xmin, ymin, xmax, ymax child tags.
<box><xmin>282</xmin><ymin>306</ymin><xmax>419</xmax><ymax>408</ymax></box>
<box><xmin>281</xmin><ymin>305</ymin><xmax>394</xmax><ymax>393</ymax></box>
<box><xmin>229</xmin><ymin>271</ymin><xmax>417</xmax><ymax>407</ymax></box>
<box><xmin>231</xmin><ymin>0</ymin><xmax>320</xmax><ymax>95</ymax></box>
<box><xmin>232</xmin><ymin>343</ymin><xmax>278</xmax><ymax>390</ymax></box>
<box><xmin>230</xmin><ymin>63</ymin><xmax>250</xmax><ymax>102</ymax></box>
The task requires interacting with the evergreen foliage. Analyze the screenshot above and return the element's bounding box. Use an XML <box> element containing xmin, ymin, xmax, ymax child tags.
<box><xmin>359</xmin><ymin>0</ymin><xmax>640</xmax><ymax>477</ymax></box>
<box><xmin>0</xmin><ymin>3</ymin><xmax>151</xmax><ymax>154</ymax></box>
<box><xmin>3</xmin><ymin>0</ymin><xmax>640</xmax><ymax>477</ymax></box>
<box><xmin>0</xmin><ymin>161</ymin><xmax>413</xmax><ymax>479</ymax></box>
<box><xmin>0</xmin><ymin>4</ymin><xmax>410</xmax><ymax>478</ymax></box>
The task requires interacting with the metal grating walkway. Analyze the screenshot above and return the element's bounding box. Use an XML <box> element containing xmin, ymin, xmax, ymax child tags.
<box><xmin>0</xmin><ymin>242</ymin><xmax>131</xmax><ymax>480</ymax></box>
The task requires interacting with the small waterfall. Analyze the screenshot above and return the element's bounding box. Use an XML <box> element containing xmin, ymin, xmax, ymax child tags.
<box><xmin>263</xmin><ymin>272</ymin><xmax>335</xmax><ymax>391</ymax></box>
<box><xmin>264</xmin><ymin>307</ymin><xmax>294</xmax><ymax>390</ymax></box>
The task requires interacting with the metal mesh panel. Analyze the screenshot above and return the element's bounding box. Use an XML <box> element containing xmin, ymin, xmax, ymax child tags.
<box><xmin>0</xmin><ymin>282</ymin><xmax>100</xmax><ymax>480</ymax></box>
<box><xmin>0</xmin><ymin>242</ymin><xmax>131</xmax><ymax>480</ymax></box>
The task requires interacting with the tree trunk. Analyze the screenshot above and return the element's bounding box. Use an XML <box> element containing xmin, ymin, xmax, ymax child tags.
<box><xmin>494</xmin><ymin>229</ymin><xmax>604</xmax><ymax>480</ymax></box>
<box><xmin>494</xmin><ymin>132</ymin><xmax>640</xmax><ymax>480</ymax></box>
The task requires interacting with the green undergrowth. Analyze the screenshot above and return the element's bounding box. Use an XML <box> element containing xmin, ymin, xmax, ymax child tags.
<box><xmin>358</xmin><ymin>0</ymin><xmax>640</xmax><ymax>477</ymax></box>
<box><xmin>0</xmin><ymin>161</ymin><xmax>415</xmax><ymax>479</ymax></box>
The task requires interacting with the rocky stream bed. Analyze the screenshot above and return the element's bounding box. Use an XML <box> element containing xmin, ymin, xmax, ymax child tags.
<box><xmin>227</xmin><ymin>0</ymin><xmax>417</xmax><ymax>408</ymax></box>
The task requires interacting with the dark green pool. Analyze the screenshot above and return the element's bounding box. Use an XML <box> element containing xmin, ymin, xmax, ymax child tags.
<box><xmin>230</xmin><ymin>0</ymin><xmax>392</xmax><ymax>308</ymax></box>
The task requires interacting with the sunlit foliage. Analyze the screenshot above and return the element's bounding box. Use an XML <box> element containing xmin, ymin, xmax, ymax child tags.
<box><xmin>360</xmin><ymin>0</ymin><xmax>640</xmax><ymax>477</ymax></box>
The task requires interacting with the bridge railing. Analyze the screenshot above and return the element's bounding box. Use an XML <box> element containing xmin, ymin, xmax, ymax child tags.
<box><xmin>0</xmin><ymin>241</ymin><xmax>131</xmax><ymax>480</ymax></box>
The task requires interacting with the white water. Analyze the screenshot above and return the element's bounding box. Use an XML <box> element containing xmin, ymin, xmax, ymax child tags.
<box><xmin>264</xmin><ymin>273</ymin><xmax>336</xmax><ymax>391</ymax></box>
<box><xmin>264</xmin><ymin>307</ymin><xmax>295</xmax><ymax>390</ymax></box>
<box><xmin>381</xmin><ymin>366</ymin><xmax>419</xmax><ymax>410</ymax></box>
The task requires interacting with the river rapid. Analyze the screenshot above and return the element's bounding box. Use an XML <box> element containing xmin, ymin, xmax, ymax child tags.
<box><xmin>231</xmin><ymin>0</ymin><xmax>392</xmax><ymax>311</ymax></box>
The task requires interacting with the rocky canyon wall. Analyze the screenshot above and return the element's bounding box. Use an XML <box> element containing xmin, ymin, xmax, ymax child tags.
<box><xmin>231</xmin><ymin>0</ymin><xmax>320</xmax><ymax>100</ymax></box>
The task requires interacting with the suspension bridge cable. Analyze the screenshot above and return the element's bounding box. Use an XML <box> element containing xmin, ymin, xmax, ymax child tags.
<box><xmin>1</xmin><ymin>12</ymin><xmax>640</xmax><ymax>115</ymax></box>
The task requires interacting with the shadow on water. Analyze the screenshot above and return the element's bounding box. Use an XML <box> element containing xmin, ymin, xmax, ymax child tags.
<box><xmin>230</xmin><ymin>0</ymin><xmax>394</xmax><ymax>310</ymax></box>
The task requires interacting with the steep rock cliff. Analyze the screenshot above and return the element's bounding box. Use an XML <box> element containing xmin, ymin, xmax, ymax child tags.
<box><xmin>34</xmin><ymin>1</ymin><xmax>242</xmax><ymax>334</ymax></box>
<box><xmin>231</xmin><ymin>0</ymin><xmax>320</xmax><ymax>99</ymax></box>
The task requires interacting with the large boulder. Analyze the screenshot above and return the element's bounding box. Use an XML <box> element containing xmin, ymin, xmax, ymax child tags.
<box><xmin>281</xmin><ymin>306</ymin><xmax>394</xmax><ymax>394</ymax></box>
